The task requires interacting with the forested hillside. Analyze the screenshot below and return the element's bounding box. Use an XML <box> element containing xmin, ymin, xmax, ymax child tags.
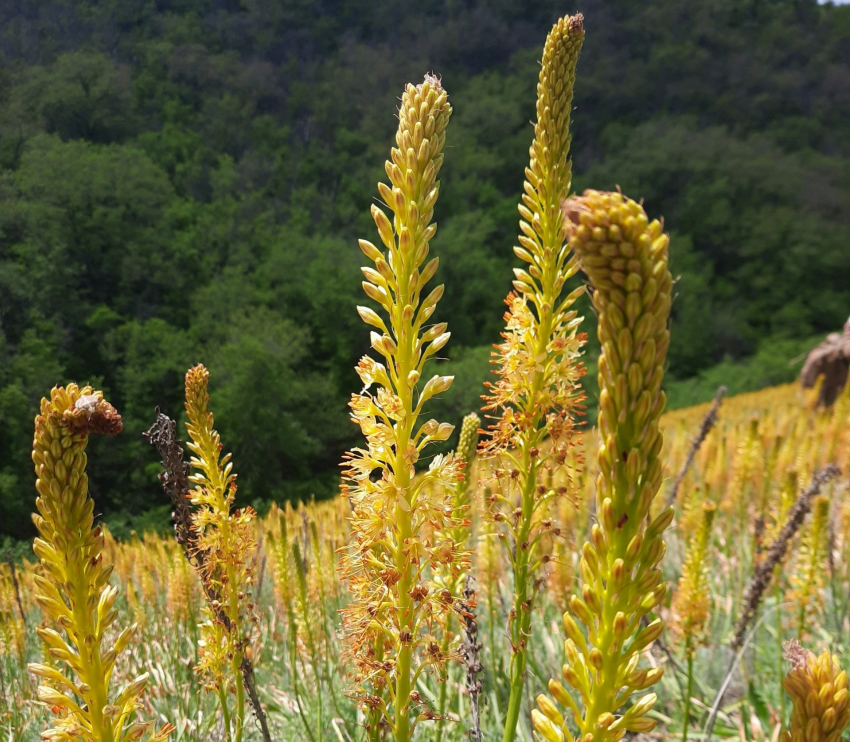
<box><xmin>1</xmin><ymin>0</ymin><xmax>849</xmax><ymax>538</ymax></box>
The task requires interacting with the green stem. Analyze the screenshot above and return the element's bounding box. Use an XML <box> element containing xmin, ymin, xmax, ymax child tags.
<box><xmin>433</xmin><ymin>618</ymin><xmax>454</xmax><ymax>742</ymax></box>
<box><xmin>234</xmin><ymin>665</ymin><xmax>245</xmax><ymax>742</ymax></box>
<box><xmin>218</xmin><ymin>685</ymin><xmax>233</xmax><ymax>742</ymax></box>
<box><xmin>502</xmin><ymin>455</ymin><xmax>537</xmax><ymax>742</ymax></box>
<box><xmin>392</xmin><ymin>291</ymin><xmax>417</xmax><ymax>742</ymax></box>
<box><xmin>775</xmin><ymin>579</ymin><xmax>785</xmax><ymax>729</ymax></box>
<box><xmin>682</xmin><ymin>650</ymin><xmax>694</xmax><ymax>742</ymax></box>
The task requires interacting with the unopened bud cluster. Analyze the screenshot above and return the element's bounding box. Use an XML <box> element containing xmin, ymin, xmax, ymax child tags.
<box><xmin>535</xmin><ymin>191</ymin><xmax>673</xmax><ymax>742</ymax></box>
<box><xmin>782</xmin><ymin>642</ymin><xmax>850</xmax><ymax>742</ymax></box>
<box><xmin>29</xmin><ymin>385</ymin><xmax>173</xmax><ymax>742</ymax></box>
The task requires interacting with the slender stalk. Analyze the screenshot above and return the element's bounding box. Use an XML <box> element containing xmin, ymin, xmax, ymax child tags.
<box><xmin>218</xmin><ymin>686</ymin><xmax>233</xmax><ymax>742</ymax></box>
<box><xmin>775</xmin><ymin>580</ymin><xmax>785</xmax><ymax>729</ymax></box>
<box><xmin>433</xmin><ymin>624</ymin><xmax>454</xmax><ymax>742</ymax></box>
<box><xmin>339</xmin><ymin>74</ymin><xmax>466</xmax><ymax>742</ymax></box>
<box><xmin>682</xmin><ymin>650</ymin><xmax>694</xmax><ymax>742</ymax></box>
<box><xmin>479</xmin><ymin>17</ymin><xmax>586</xmax><ymax>742</ymax></box>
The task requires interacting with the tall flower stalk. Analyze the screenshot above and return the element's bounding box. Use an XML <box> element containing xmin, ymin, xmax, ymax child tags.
<box><xmin>478</xmin><ymin>16</ymin><xmax>586</xmax><ymax>742</ymax></box>
<box><xmin>434</xmin><ymin>412</ymin><xmax>480</xmax><ymax>742</ymax></box>
<box><xmin>533</xmin><ymin>191</ymin><xmax>674</xmax><ymax>742</ymax></box>
<box><xmin>788</xmin><ymin>494</ymin><xmax>830</xmax><ymax>639</ymax></box>
<box><xmin>670</xmin><ymin>500</ymin><xmax>716</xmax><ymax>742</ymax></box>
<box><xmin>184</xmin><ymin>365</ymin><xmax>258</xmax><ymax>742</ymax></box>
<box><xmin>338</xmin><ymin>74</ymin><xmax>468</xmax><ymax>742</ymax></box>
<box><xmin>28</xmin><ymin>385</ymin><xmax>174</xmax><ymax>742</ymax></box>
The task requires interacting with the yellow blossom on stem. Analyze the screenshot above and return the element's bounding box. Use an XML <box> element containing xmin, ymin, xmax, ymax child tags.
<box><xmin>184</xmin><ymin>365</ymin><xmax>258</xmax><ymax>742</ymax></box>
<box><xmin>533</xmin><ymin>190</ymin><xmax>674</xmax><ymax>742</ymax></box>
<box><xmin>477</xmin><ymin>16</ymin><xmax>586</xmax><ymax>742</ymax></box>
<box><xmin>787</xmin><ymin>494</ymin><xmax>830</xmax><ymax>639</ymax></box>
<box><xmin>337</xmin><ymin>74</ymin><xmax>468</xmax><ymax>742</ymax></box>
<box><xmin>29</xmin><ymin>385</ymin><xmax>174</xmax><ymax>742</ymax></box>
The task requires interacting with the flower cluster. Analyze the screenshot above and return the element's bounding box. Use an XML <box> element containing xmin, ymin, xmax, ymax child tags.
<box><xmin>781</xmin><ymin>641</ymin><xmax>850</xmax><ymax>742</ymax></box>
<box><xmin>184</xmin><ymin>364</ymin><xmax>258</xmax><ymax>742</ymax></box>
<box><xmin>534</xmin><ymin>191</ymin><xmax>674</xmax><ymax>742</ymax></box>
<box><xmin>788</xmin><ymin>494</ymin><xmax>830</xmax><ymax>638</ymax></box>
<box><xmin>670</xmin><ymin>500</ymin><xmax>716</xmax><ymax>656</ymax></box>
<box><xmin>477</xmin><ymin>16</ymin><xmax>587</xmax><ymax>739</ymax></box>
<box><xmin>29</xmin><ymin>385</ymin><xmax>174</xmax><ymax>742</ymax></box>
<box><xmin>337</xmin><ymin>75</ymin><xmax>469</xmax><ymax>742</ymax></box>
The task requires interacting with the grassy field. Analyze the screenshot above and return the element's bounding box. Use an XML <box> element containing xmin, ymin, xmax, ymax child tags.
<box><xmin>2</xmin><ymin>380</ymin><xmax>848</xmax><ymax>742</ymax></box>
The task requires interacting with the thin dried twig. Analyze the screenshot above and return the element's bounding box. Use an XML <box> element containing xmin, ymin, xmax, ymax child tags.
<box><xmin>667</xmin><ymin>386</ymin><xmax>727</xmax><ymax>507</ymax></box>
<box><xmin>731</xmin><ymin>463</ymin><xmax>840</xmax><ymax>651</ymax></box>
<box><xmin>144</xmin><ymin>409</ymin><xmax>272</xmax><ymax>742</ymax></box>
<box><xmin>462</xmin><ymin>574</ymin><xmax>483</xmax><ymax>742</ymax></box>
<box><xmin>5</xmin><ymin>549</ymin><xmax>26</xmax><ymax>625</ymax></box>
<box><xmin>700</xmin><ymin>466</ymin><xmax>841</xmax><ymax>742</ymax></box>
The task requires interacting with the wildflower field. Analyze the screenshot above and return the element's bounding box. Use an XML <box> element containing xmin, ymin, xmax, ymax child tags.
<box><xmin>2</xmin><ymin>11</ymin><xmax>850</xmax><ymax>742</ymax></box>
<box><xmin>1</xmin><ymin>380</ymin><xmax>848</xmax><ymax>742</ymax></box>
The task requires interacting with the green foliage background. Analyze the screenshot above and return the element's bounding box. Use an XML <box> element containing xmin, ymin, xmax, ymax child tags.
<box><xmin>1</xmin><ymin>0</ymin><xmax>849</xmax><ymax>538</ymax></box>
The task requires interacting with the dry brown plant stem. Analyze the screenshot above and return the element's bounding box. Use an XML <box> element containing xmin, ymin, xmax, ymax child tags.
<box><xmin>144</xmin><ymin>410</ymin><xmax>272</xmax><ymax>742</ymax></box>
<box><xmin>732</xmin><ymin>463</ymin><xmax>840</xmax><ymax>652</ymax></box>
<box><xmin>4</xmin><ymin>550</ymin><xmax>25</xmax><ymax>626</ymax></box>
<box><xmin>462</xmin><ymin>575</ymin><xmax>483</xmax><ymax>742</ymax></box>
<box><xmin>701</xmin><ymin>464</ymin><xmax>842</xmax><ymax>742</ymax></box>
<box><xmin>666</xmin><ymin>385</ymin><xmax>727</xmax><ymax>507</ymax></box>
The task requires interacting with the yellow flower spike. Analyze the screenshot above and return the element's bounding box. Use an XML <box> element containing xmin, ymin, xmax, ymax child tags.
<box><xmin>534</xmin><ymin>190</ymin><xmax>673</xmax><ymax>742</ymax></box>
<box><xmin>671</xmin><ymin>500</ymin><xmax>716</xmax><ymax>657</ymax></box>
<box><xmin>782</xmin><ymin>642</ymin><xmax>850</xmax><ymax>742</ymax></box>
<box><xmin>183</xmin><ymin>364</ymin><xmax>258</xmax><ymax>742</ymax></box>
<box><xmin>478</xmin><ymin>16</ymin><xmax>586</xmax><ymax>742</ymax></box>
<box><xmin>338</xmin><ymin>74</ymin><xmax>468</xmax><ymax>742</ymax></box>
<box><xmin>433</xmin><ymin>412</ymin><xmax>481</xmax><ymax>740</ymax></box>
<box><xmin>29</xmin><ymin>384</ymin><xmax>172</xmax><ymax>742</ymax></box>
<box><xmin>788</xmin><ymin>494</ymin><xmax>830</xmax><ymax>639</ymax></box>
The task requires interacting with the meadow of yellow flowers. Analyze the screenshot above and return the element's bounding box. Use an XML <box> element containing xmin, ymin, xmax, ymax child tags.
<box><xmin>2</xmin><ymin>379</ymin><xmax>848</xmax><ymax>742</ymax></box>
<box><xmin>2</xmin><ymin>11</ymin><xmax>849</xmax><ymax>742</ymax></box>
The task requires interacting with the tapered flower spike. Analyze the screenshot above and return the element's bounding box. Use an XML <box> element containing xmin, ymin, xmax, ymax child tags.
<box><xmin>670</xmin><ymin>500</ymin><xmax>716</xmax><ymax>742</ymax></box>
<box><xmin>338</xmin><ymin>74</ymin><xmax>469</xmax><ymax>742</ymax></box>
<box><xmin>788</xmin><ymin>494</ymin><xmax>830</xmax><ymax>639</ymax></box>
<box><xmin>433</xmin><ymin>412</ymin><xmax>481</xmax><ymax>741</ymax></box>
<box><xmin>533</xmin><ymin>190</ymin><xmax>674</xmax><ymax>742</ymax></box>
<box><xmin>478</xmin><ymin>16</ymin><xmax>586</xmax><ymax>742</ymax></box>
<box><xmin>184</xmin><ymin>365</ymin><xmax>258</xmax><ymax>742</ymax></box>
<box><xmin>450</xmin><ymin>412</ymin><xmax>481</xmax><ymax>547</ymax></box>
<box><xmin>670</xmin><ymin>500</ymin><xmax>716</xmax><ymax>657</ymax></box>
<box><xmin>29</xmin><ymin>385</ymin><xmax>175</xmax><ymax>742</ymax></box>
<box><xmin>781</xmin><ymin>640</ymin><xmax>850</xmax><ymax>742</ymax></box>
